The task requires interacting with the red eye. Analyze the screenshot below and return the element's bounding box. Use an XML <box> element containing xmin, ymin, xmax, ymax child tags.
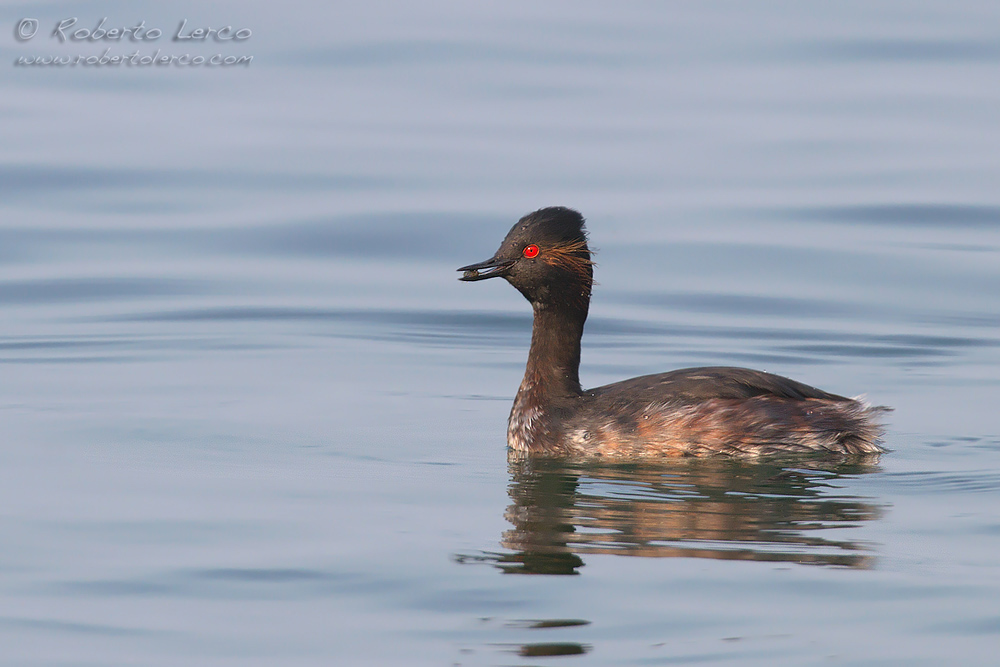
<box><xmin>523</xmin><ymin>244</ymin><xmax>539</xmax><ymax>258</ymax></box>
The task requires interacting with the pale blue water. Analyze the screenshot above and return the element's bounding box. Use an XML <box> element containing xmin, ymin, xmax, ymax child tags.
<box><xmin>2</xmin><ymin>2</ymin><xmax>1000</xmax><ymax>665</ymax></box>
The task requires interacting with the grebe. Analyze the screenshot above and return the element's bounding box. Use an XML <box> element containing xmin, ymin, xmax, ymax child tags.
<box><xmin>458</xmin><ymin>207</ymin><xmax>887</xmax><ymax>458</ymax></box>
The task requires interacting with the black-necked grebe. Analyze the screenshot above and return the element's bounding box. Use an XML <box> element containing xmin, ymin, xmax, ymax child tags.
<box><xmin>458</xmin><ymin>207</ymin><xmax>887</xmax><ymax>458</ymax></box>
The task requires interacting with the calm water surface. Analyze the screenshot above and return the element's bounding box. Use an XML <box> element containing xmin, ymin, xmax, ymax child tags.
<box><xmin>2</xmin><ymin>2</ymin><xmax>1000</xmax><ymax>665</ymax></box>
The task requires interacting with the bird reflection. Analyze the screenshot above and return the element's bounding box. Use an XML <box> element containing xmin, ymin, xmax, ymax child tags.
<box><xmin>477</xmin><ymin>456</ymin><xmax>884</xmax><ymax>574</ymax></box>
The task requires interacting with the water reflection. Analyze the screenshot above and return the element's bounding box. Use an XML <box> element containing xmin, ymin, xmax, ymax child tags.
<box><xmin>481</xmin><ymin>457</ymin><xmax>884</xmax><ymax>574</ymax></box>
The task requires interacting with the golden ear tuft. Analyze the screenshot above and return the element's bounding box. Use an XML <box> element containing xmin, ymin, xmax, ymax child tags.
<box><xmin>542</xmin><ymin>238</ymin><xmax>595</xmax><ymax>286</ymax></box>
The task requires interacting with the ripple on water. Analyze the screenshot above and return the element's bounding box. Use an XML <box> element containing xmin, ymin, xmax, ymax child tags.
<box><xmin>44</xmin><ymin>567</ymin><xmax>402</xmax><ymax>602</ymax></box>
<box><xmin>881</xmin><ymin>470</ymin><xmax>1000</xmax><ymax>495</ymax></box>
<box><xmin>782</xmin><ymin>204</ymin><xmax>1000</xmax><ymax>227</ymax></box>
<box><xmin>0</xmin><ymin>277</ymin><xmax>201</xmax><ymax>305</ymax></box>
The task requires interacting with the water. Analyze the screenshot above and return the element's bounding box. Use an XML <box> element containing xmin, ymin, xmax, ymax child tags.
<box><xmin>3</xmin><ymin>1</ymin><xmax>1000</xmax><ymax>664</ymax></box>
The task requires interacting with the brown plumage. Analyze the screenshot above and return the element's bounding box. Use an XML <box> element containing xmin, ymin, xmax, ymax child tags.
<box><xmin>459</xmin><ymin>207</ymin><xmax>889</xmax><ymax>459</ymax></box>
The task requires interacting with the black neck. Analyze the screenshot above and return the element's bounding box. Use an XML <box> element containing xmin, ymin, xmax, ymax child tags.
<box><xmin>523</xmin><ymin>301</ymin><xmax>587</xmax><ymax>398</ymax></box>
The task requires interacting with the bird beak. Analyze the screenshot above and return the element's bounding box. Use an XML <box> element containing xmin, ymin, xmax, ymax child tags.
<box><xmin>457</xmin><ymin>256</ymin><xmax>514</xmax><ymax>281</ymax></box>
